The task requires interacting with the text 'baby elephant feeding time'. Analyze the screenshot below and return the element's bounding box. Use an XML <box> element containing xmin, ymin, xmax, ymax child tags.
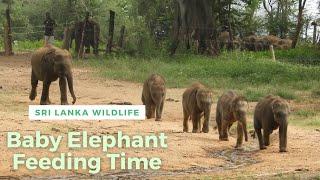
<box><xmin>182</xmin><ymin>83</ymin><xmax>213</xmax><ymax>133</ymax></box>
<box><xmin>216</xmin><ymin>91</ymin><xmax>248</xmax><ymax>149</ymax></box>
<box><xmin>142</xmin><ymin>74</ymin><xmax>166</xmax><ymax>121</ymax></box>
<box><xmin>254</xmin><ymin>95</ymin><xmax>289</xmax><ymax>152</ymax></box>
<box><xmin>29</xmin><ymin>46</ymin><xmax>76</xmax><ymax>105</ymax></box>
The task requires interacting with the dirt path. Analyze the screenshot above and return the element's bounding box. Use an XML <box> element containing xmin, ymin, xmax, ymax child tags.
<box><xmin>0</xmin><ymin>55</ymin><xmax>319</xmax><ymax>179</ymax></box>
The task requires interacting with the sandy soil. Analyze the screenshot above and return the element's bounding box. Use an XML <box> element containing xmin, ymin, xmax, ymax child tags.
<box><xmin>0</xmin><ymin>54</ymin><xmax>319</xmax><ymax>179</ymax></box>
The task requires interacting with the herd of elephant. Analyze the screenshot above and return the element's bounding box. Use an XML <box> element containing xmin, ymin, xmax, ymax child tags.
<box><xmin>29</xmin><ymin>46</ymin><xmax>289</xmax><ymax>153</ymax></box>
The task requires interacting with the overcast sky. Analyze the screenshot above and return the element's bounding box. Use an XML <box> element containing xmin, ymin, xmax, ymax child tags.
<box><xmin>305</xmin><ymin>0</ymin><xmax>319</xmax><ymax>19</ymax></box>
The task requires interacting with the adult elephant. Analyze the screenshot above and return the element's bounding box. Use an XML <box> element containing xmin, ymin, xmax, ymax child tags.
<box><xmin>70</xmin><ymin>19</ymin><xmax>100</xmax><ymax>55</ymax></box>
<box><xmin>170</xmin><ymin>0</ymin><xmax>218</xmax><ymax>55</ymax></box>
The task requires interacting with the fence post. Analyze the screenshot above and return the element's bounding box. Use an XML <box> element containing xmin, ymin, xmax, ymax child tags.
<box><xmin>4</xmin><ymin>8</ymin><xmax>13</xmax><ymax>56</ymax></box>
<box><xmin>106</xmin><ymin>10</ymin><xmax>115</xmax><ymax>54</ymax></box>
<box><xmin>270</xmin><ymin>45</ymin><xmax>276</xmax><ymax>61</ymax></box>
<box><xmin>312</xmin><ymin>21</ymin><xmax>317</xmax><ymax>45</ymax></box>
<box><xmin>118</xmin><ymin>25</ymin><xmax>125</xmax><ymax>48</ymax></box>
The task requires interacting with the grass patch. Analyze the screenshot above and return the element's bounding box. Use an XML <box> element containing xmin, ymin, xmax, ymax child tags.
<box><xmin>12</xmin><ymin>40</ymin><xmax>63</xmax><ymax>51</ymax></box>
<box><xmin>291</xmin><ymin>117</ymin><xmax>320</xmax><ymax>128</ymax></box>
<box><xmin>74</xmin><ymin>48</ymin><xmax>320</xmax><ymax>102</ymax></box>
<box><xmin>244</xmin><ymin>88</ymin><xmax>268</xmax><ymax>102</ymax></box>
<box><xmin>294</xmin><ymin>109</ymin><xmax>317</xmax><ymax>118</ymax></box>
<box><xmin>275</xmin><ymin>45</ymin><xmax>320</xmax><ymax>66</ymax></box>
<box><xmin>275</xmin><ymin>89</ymin><xmax>296</xmax><ymax>100</ymax></box>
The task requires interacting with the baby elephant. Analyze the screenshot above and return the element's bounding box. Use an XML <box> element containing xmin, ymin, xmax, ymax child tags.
<box><xmin>182</xmin><ymin>83</ymin><xmax>213</xmax><ymax>133</ymax></box>
<box><xmin>254</xmin><ymin>95</ymin><xmax>289</xmax><ymax>152</ymax></box>
<box><xmin>29</xmin><ymin>46</ymin><xmax>76</xmax><ymax>105</ymax></box>
<box><xmin>141</xmin><ymin>74</ymin><xmax>166</xmax><ymax>121</ymax></box>
<box><xmin>216</xmin><ymin>91</ymin><xmax>248</xmax><ymax>148</ymax></box>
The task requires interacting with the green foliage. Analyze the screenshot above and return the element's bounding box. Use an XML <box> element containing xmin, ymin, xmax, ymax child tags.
<box><xmin>262</xmin><ymin>0</ymin><xmax>297</xmax><ymax>37</ymax></box>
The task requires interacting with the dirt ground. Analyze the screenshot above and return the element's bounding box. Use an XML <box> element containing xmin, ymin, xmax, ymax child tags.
<box><xmin>0</xmin><ymin>54</ymin><xmax>320</xmax><ymax>179</ymax></box>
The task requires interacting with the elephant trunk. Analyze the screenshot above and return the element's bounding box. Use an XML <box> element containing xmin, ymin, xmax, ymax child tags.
<box><xmin>239</xmin><ymin>116</ymin><xmax>248</xmax><ymax>141</ymax></box>
<box><xmin>66</xmin><ymin>72</ymin><xmax>76</xmax><ymax>104</ymax></box>
<box><xmin>202</xmin><ymin>104</ymin><xmax>211</xmax><ymax>133</ymax></box>
<box><xmin>279</xmin><ymin>118</ymin><xmax>288</xmax><ymax>152</ymax></box>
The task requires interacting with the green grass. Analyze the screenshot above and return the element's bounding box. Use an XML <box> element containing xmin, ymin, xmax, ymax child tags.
<box><xmin>10</xmin><ymin>40</ymin><xmax>63</xmax><ymax>51</ymax></box>
<box><xmin>294</xmin><ymin>109</ymin><xmax>318</xmax><ymax>118</ymax></box>
<box><xmin>276</xmin><ymin>45</ymin><xmax>320</xmax><ymax>65</ymax></box>
<box><xmin>291</xmin><ymin>108</ymin><xmax>320</xmax><ymax>128</ymax></box>
<box><xmin>291</xmin><ymin>117</ymin><xmax>320</xmax><ymax>128</ymax></box>
<box><xmin>74</xmin><ymin>47</ymin><xmax>320</xmax><ymax>101</ymax></box>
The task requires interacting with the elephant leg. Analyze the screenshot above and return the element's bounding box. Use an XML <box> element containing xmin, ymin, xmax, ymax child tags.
<box><xmin>142</xmin><ymin>95</ymin><xmax>145</xmax><ymax>105</ymax></box>
<box><xmin>143</xmin><ymin>94</ymin><xmax>152</xmax><ymax>119</ymax></box>
<box><xmin>46</xmin><ymin>89</ymin><xmax>51</xmax><ymax>104</ymax></box>
<box><xmin>59</xmin><ymin>77</ymin><xmax>68</xmax><ymax>105</ymax></box>
<box><xmin>255</xmin><ymin>128</ymin><xmax>266</xmax><ymax>150</ymax></box>
<box><xmin>145</xmin><ymin>104</ymin><xmax>150</xmax><ymax>119</ymax></box>
<box><xmin>146</xmin><ymin>104</ymin><xmax>152</xmax><ymax>119</ymax></box>
<box><xmin>40</xmin><ymin>79</ymin><xmax>51</xmax><ymax>105</ymax></box>
<box><xmin>155</xmin><ymin>100</ymin><xmax>164</xmax><ymax>121</ymax></box>
<box><xmin>216</xmin><ymin>110</ymin><xmax>222</xmax><ymax>139</ymax></box>
<box><xmin>279</xmin><ymin>123</ymin><xmax>288</xmax><ymax>152</ymax></box>
<box><xmin>220</xmin><ymin>119</ymin><xmax>229</xmax><ymax>141</ymax></box>
<box><xmin>263</xmin><ymin>130</ymin><xmax>270</xmax><ymax>146</ymax></box>
<box><xmin>183</xmin><ymin>108</ymin><xmax>189</xmax><ymax>132</ymax></box>
<box><xmin>151</xmin><ymin>104</ymin><xmax>156</xmax><ymax>118</ymax></box>
<box><xmin>29</xmin><ymin>70</ymin><xmax>38</xmax><ymax>101</ymax></box>
<box><xmin>192</xmin><ymin>112</ymin><xmax>201</xmax><ymax>133</ymax></box>
<box><xmin>235</xmin><ymin>122</ymin><xmax>244</xmax><ymax>149</ymax></box>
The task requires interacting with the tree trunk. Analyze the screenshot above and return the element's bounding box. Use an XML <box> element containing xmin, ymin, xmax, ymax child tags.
<box><xmin>227</xmin><ymin>3</ymin><xmax>234</xmax><ymax>50</ymax></box>
<box><xmin>291</xmin><ymin>0</ymin><xmax>307</xmax><ymax>48</ymax></box>
<box><xmin>312</xmin><ymin>22</ymin><xmax>317</xmax><ymax>45</ymax></box>
<box><xmin>118</xmin><ymin>25</ymin><xmax>125</xmax><ymax>48</ymax></box>
<box><xmin>106</xmin><ymin>10</ymin><xmax>115</xmax><ymax>54</ymax></box>
<box><xmin>4</xmin><ymin>8</ymin><xmax>13</xmax><ymax>56</ymax></box>
<box><xmin>78</xmin><ymin>21</ymin><xmax>87</xmax><ymax>59</ymax></box>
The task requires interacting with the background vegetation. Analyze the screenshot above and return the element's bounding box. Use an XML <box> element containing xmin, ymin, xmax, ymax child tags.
<box><xmin>0</xmin><ymin>0</ymin><xmax>320</xmax><ymax>103</ymax></box>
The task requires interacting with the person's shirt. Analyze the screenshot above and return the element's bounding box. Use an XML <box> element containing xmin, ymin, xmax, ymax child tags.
<box><xmin>44</xmin><ymin>18</ymin><xmax>56</xmax><ymax>36</ymax></box>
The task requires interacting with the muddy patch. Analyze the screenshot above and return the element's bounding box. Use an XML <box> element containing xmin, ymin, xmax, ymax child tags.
<box><xmin>208</xmin><ymin>147</ymin><xmax>259</xmax><ymax>169</ymax></box>
<box><xmin>18</xmin><ymin>147</ymin><xmax>260</xmax><ymax>180</ymax></box>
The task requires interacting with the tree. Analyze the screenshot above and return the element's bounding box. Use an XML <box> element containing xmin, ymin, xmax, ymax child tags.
<box><xmin>263</xmin><ymin>0</ymin><xmax>296</xmax><ymax>37</ymax></box>
<box><xmin>291</xmin><ymin>0</ymin><xmax>307</xmax><ymax>48</ymax></box>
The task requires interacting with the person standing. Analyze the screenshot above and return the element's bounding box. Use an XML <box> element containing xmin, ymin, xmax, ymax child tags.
<box><xmin>43</xmin><ymin>12</ymin><xmax>56</xmax><ymax>46</ymax></box>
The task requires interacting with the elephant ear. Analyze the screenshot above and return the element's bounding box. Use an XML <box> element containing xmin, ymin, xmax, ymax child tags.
<box><xmin>271</xmin><ymin>99</ymin><xmax>282</xmax><ymax>113</ymax></box>
<box><xmin>232</xmin><ymin>96</ymin><xmax>246</xmax><ymax>111</ymax></box>
<box><xmin>194</xmin><ymin>88</ymin><xmax>202</xmax><ymax>109</ymax></box>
